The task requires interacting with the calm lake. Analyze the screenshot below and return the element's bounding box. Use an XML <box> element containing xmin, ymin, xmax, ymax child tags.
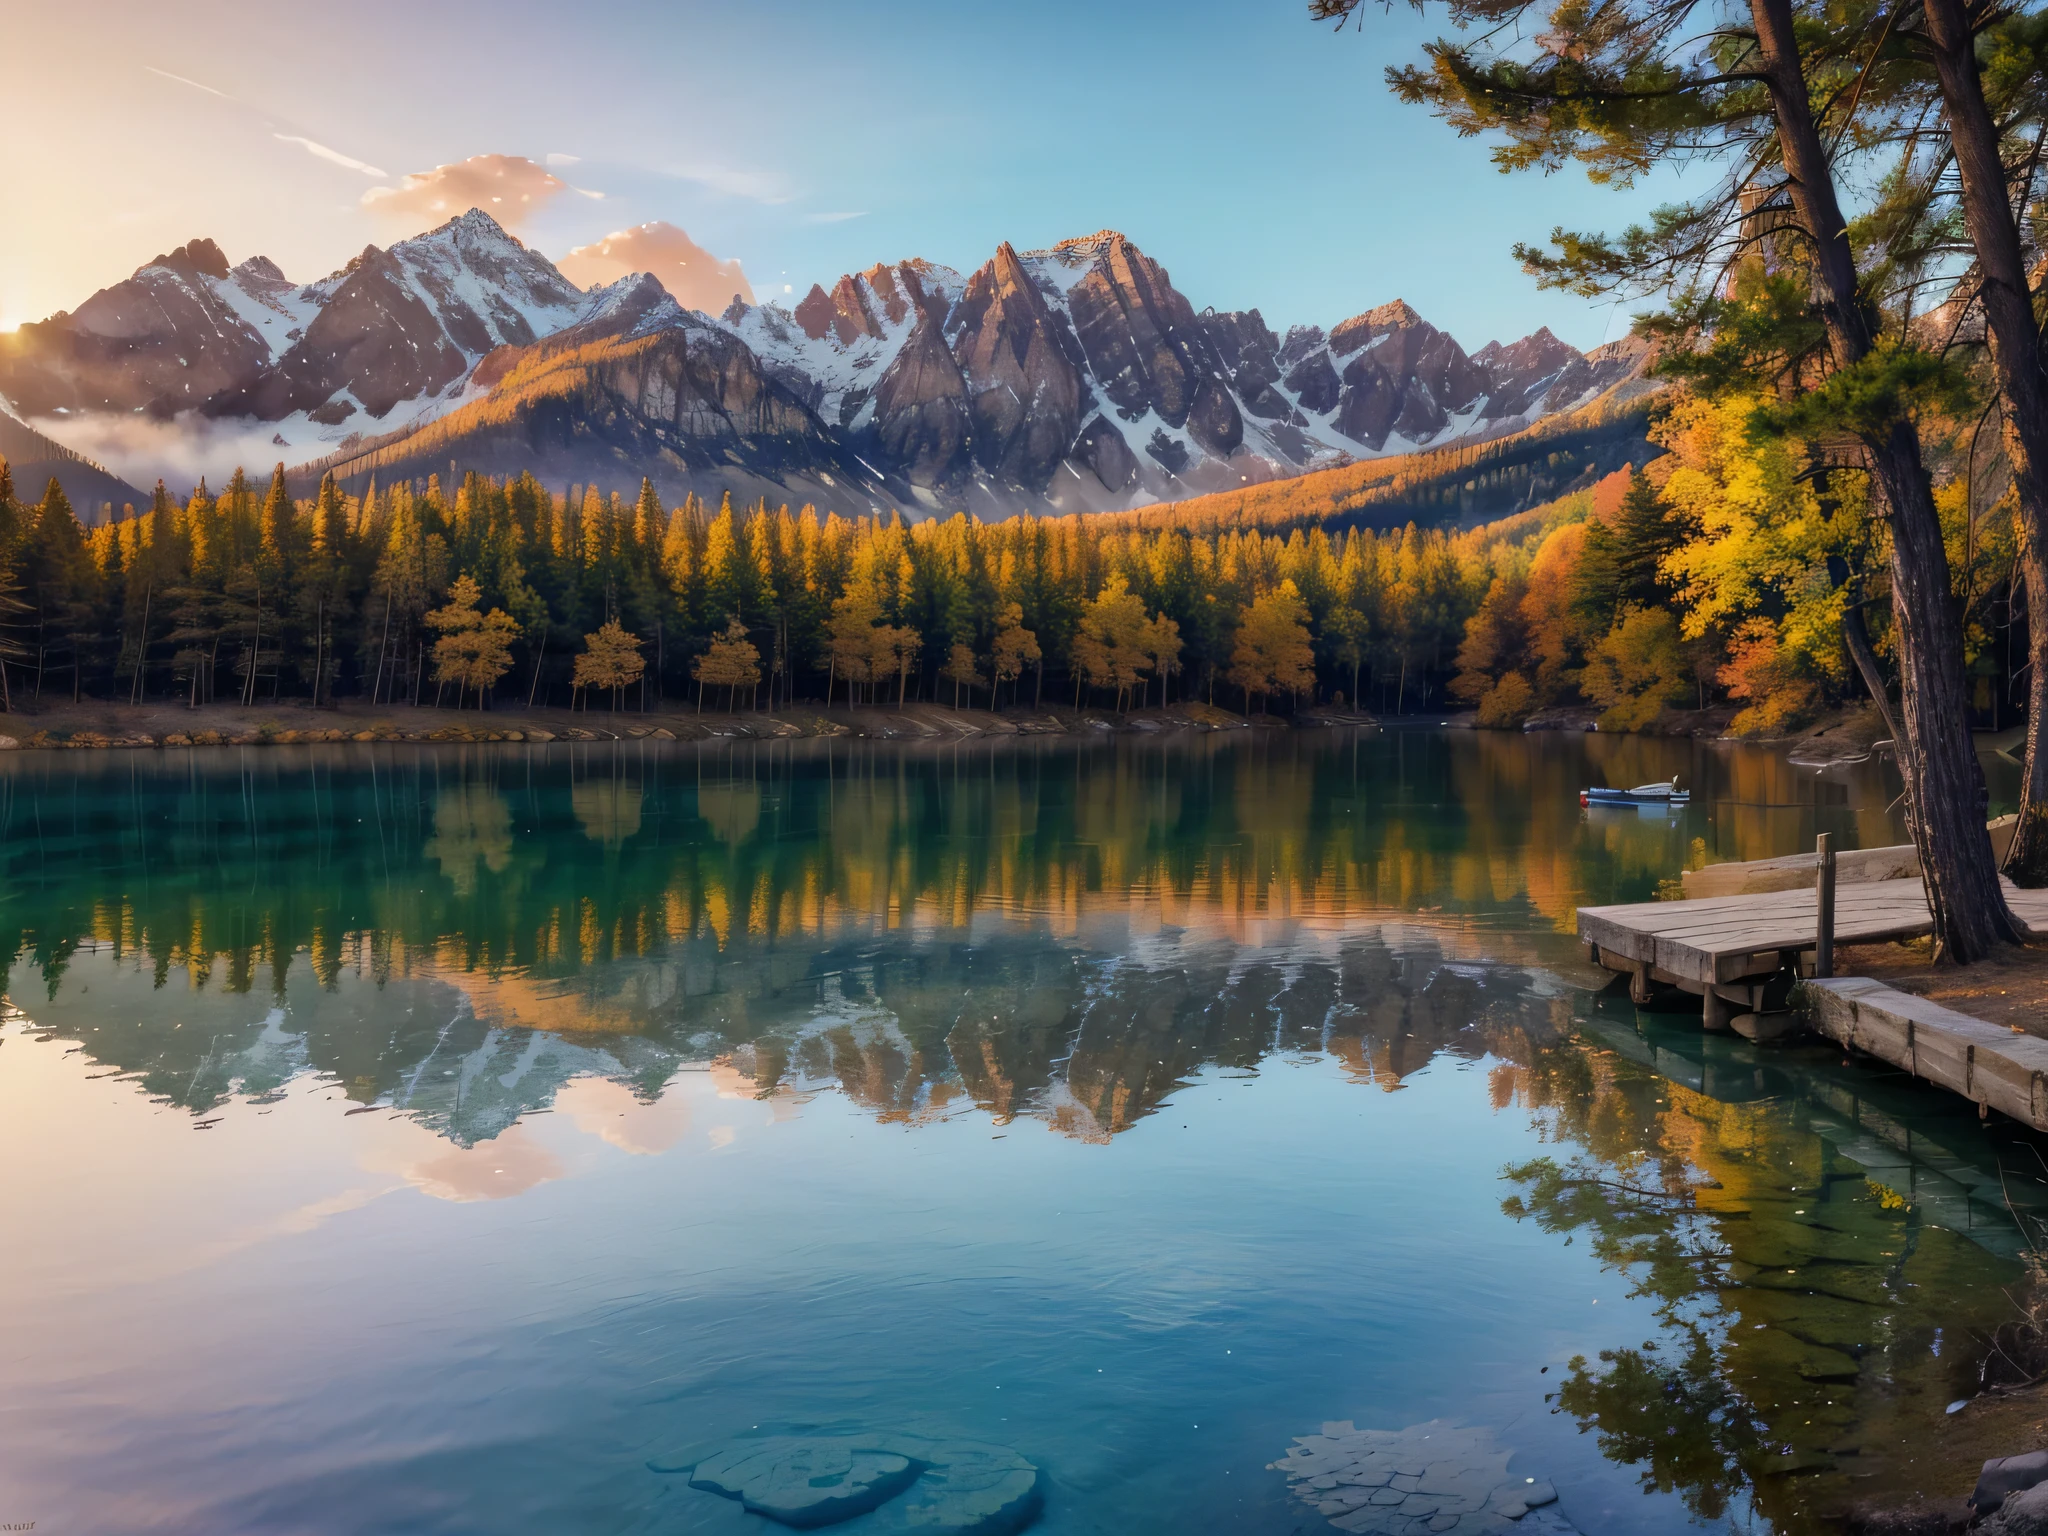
<box><xmin>0</xmin><ymin>727</ymin><xmax>2039</xmax><ymax>1535</ymax></box>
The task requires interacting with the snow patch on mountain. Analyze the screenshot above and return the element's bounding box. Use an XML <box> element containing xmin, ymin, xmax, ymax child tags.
<box><xmin>718</xmin><ymin>260</ymin><xmax>967</xmax><ymax>430</ymax></box>
<box><xmin>202</xmin><ymin>259</ymin><xmax>321</xmax><ymax>361</ymax></box>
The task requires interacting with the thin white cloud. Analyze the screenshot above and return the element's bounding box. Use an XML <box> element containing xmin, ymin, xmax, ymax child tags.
<box><xmin>545</xmin><ymin>152</ymin><xmax>582</xmax><ymax>167</ymax></box>
<box><xmin>275</xmin><ymin>134</ymin><xmax>387</xmax><ymax>178</ymax></box>
<box><xmin>143</xmin><ymin>67</ymin><xmax>389</xmax><ymax>186</ymax></box>
<box><xmin>144</xmin><ymin>65</ymin><xmax>232</xmax><ymax>100</ymax></box>
<box><xmin>668</xmin><ymin>161</ymin><xmax>792</xmax><ymax>205</ymax></box>
<box><xmin>804</xmin><ymin>210</ymin><xmax>869</xmax><ymax>224</ymax></box>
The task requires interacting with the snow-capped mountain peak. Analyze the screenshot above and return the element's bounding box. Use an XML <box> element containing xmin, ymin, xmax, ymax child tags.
<box><xmin>6</xmin><ymin>209</ymin><xmax>1653</xmax><ymax>524</ymax></box>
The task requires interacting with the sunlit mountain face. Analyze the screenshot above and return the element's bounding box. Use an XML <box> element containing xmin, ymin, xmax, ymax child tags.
<box><xmin>4</xmin><ymin>731</ymin><xmax>2040</xmax><ymax>1536</ymax></box>
<box><xmin>2</xmin><ymin>209</ymin><xmax>1654</xmax><ymax>521</ymax></box>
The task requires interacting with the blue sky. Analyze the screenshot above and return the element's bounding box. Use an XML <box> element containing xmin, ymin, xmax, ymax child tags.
<box><xmin>6</xmin><ymin>0</ymin><xmax>1691</xmax><ymax>349</ymax></box>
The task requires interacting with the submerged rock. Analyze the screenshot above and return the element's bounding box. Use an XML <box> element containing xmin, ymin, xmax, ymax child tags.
<box><xmin>855</xmin><ymin>1435</ymin><xmax>1041</xmax><ymax>1535</ymax></box>
<box><xmin>1272</xmin><ymin>1420</ymin><xmax>1576</xmax><ymax>1536</ymax></box>
<box><xmin>688</xmin><ymin>1438</ymin><xmax>922</xmax><ymax>1528</ymax></box>
<box><xmin>665</xmin><ymin>1432</ymin><xmax>1041</xmax><ymax>1535</ymax></box>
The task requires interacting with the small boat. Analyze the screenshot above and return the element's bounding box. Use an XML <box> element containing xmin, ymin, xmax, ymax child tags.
<box><xmin>1580</xmin><ymin>778</ymin><xmax>1690</xmax><ymax>807</ymax></box>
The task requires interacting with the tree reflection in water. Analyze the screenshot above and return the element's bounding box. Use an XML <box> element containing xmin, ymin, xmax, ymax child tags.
<box><xmin>1497</xmin><ymin>1018</ymin><xmax>2043</xmax><ymax>1528</ymax></box>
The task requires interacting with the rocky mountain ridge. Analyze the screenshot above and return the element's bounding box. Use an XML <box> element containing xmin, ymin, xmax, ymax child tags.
<box><xmin>2</xmin><ymin>209</ymin><xmax>1650</xmax><ymax>520</ymax></box>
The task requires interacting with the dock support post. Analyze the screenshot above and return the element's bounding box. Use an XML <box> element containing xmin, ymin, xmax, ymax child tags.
<box><xmin>1815</xmin><ymin>833</ymin><xmax>1836</xmax><ymax>978</ymax></box>
<box><xmin>1703</xmin><ymin>988</ymin><xmax>1736</xmax><ymax>1031</ymax></box>
<box><xmin>1629</xmin><ymin>960</ymin><xmax>1655</xmax><ymax>1005</ymax></box>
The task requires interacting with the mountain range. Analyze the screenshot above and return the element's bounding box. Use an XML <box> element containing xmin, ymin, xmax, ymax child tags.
<box><xmin>0</xmin><ymin>208</ymin><xmax>1649</xmax><ymax>520</ymax></box>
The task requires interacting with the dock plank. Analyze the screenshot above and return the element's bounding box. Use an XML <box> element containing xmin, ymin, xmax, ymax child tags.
<box><xmin>1579</xmin><ymin>877</ymin><xmax>2048</xmax><ymax>984</ymax></box>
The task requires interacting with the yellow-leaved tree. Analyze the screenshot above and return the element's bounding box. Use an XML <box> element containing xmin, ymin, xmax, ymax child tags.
<box><xmin>990</xmin><ymin>603</ymin><xmax>1041</xmax><ymax>710</ymax></box>
<box><xmin>1582</xmin><ymin>606</ymin><xmax>1691</xmax><ymax>730</ymax></box>
<box><xmin>1228</xmin><ymin>581</ymin><xmax>1315</xmax><ymax>714</ymax></box>
<box><xmin>1657</xmin><ymin>391</ymin><xmax>1859</xmax><ymax>735</ymax></box>
<box><xmin>572</xmin><ymin>618</ymin><xmax>646</xmax><ymax>711</ymax></box>
<box><xmin>942</xmin><ymin>643</ymin><xmax>985</xmax><ymax>709</ymax></box>
<box><xmin>1449</xmin><ymin>572</ymin><xmax>1535</xmax><ymax>727</ymax></box>
<box><xmin>692</xmin><ymin>618</ymin><xmax>762</xmax><ymax>712</ymax></box>
<box><xmin>427</xmin><ymin>573</ymin><xmax>521</xmax><ymax>709</ymax></box>
<box><xmin>1073</xmin><ymin>574</ymin><xmax>1176</xmax><ymax>711</ymax></box>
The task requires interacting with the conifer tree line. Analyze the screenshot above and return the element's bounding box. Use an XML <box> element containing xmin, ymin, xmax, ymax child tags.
<box><xmin>0</xmin><ymin>458</ymin><xmax>1496</xmax><ymax>719</ymax></box>
<box><xmin>1311</xmin><ymin>0</ymin><xmax>2048</xmax><ymax>952</ymax></box>
<box><xmin>0</xmin><ymin>426</ymin><xmax>2038</xmax><ymax>741</ymax></box>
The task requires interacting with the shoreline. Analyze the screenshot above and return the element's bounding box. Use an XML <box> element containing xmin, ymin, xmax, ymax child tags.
<box><xmin>0</xmin><ymin>698</ymin><xmax>1382</xmax><ymax>751</ymax></box>
<box><xmin>0</xmin><ymin>697</ymin><xmax>1931</xmax><ymax>757</ymax></box>
<box><xmin>1439</xmin><ymin>699</ymin><xmax>1921</xmax><ymax>769</ymax></box>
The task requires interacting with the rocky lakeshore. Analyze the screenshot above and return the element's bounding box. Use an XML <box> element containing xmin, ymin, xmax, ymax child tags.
<box><xmin>0</xmin><ymin>700</ymin><xmax>1379</xmax><ymax>751</ymax></box>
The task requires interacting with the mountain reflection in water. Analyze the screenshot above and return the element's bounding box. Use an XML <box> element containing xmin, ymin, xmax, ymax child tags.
<box><xmin>0</xmin><ymin>729</ymin><xmax>1914</xmax><ymax>1145</ymax></box>
<box><xmin>0</xmin><ymin>729</ymin><xmax>2041</xmax><ymax>1536</ymax></box>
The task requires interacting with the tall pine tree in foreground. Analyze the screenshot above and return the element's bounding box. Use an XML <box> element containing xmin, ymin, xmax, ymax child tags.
<box><xmin>1311</xmin><ymin>0</ymin><xmax>2024</xmax><ymax>958</ymax></box>
<box><xmin>1881</xmin><ymin>4</ymin><xmax>2048</xmax><ymax>880</ymax></box>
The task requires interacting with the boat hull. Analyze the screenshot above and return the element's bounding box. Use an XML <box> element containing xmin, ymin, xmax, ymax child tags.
<box><xmin>1580</xmin><ymin>789</ymin><xmax>1690</xmax><ymax>806</ymax></box>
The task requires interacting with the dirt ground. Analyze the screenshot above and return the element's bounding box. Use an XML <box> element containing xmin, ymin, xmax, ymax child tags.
<box><xmin>1836</xmin><ymin>1381</ymin><xmax>2048</xmax><ymax>1531</ymax></box>
<box><xmin>1835</xmin><ymin>937</ymin><xmax>2048</xmax><ymax>1034</ymax></box>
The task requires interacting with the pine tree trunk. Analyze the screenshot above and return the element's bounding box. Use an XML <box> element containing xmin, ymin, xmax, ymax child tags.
<box><xmin>1753</xmin><ymin>0</ymin><xmax>2018</xmax><ymax>957</ymax></box>
<box><xmin>2018</xmin><ymin>560</ymin><xmax>2048</xmax><ymax>880</ymax></box>
<box><xmin>374</xmin><ymin>591</ymin><xmax>394</xmax><ymax>707</ymax></box>
<box><xmin>1873</xmin><ymin>416</ymin><xmax>2019</xmax><ymax>956</ymax></box>
<box><xmin>244</xmin><ymin>586</ymin><xmax>261</xmax><ymax>707</ymax></box>
<box><xmin>1922</xmin><ymin>0</ymin><xmax>2048</xmax><ymax>885</ymax></box>
<box><xmin>1841</xmin><ymin>588</ymin><xmax>1903</xmax><ymax>747</ymax></box>
<box><xmin>131</xmin><ymin>581</ymin><xmax>152</xmax><ymax>705</ymax></box>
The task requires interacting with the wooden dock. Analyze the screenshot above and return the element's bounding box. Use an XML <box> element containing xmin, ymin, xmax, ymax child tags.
<box><xmin>1579</xmin><ymin>877</ymin><xmax>2048</xmax><ymax>1027</ymax></box>
<box><xmin>1802</xmin><ymin>977</ymin><xmax>2048</xmax><ymax>1134</ymax></box>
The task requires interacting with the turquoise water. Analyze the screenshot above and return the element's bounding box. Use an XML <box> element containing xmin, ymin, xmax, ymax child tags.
<box><xmin>0</xmin><ymin>729</ymin><xmax>2036</xmax><ymax>1535</ymax></box>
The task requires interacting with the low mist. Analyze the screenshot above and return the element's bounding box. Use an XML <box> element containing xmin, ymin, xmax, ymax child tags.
<box><xmin>31</xmin><ymin>411</ymin><xmax>315</xmax><ymax>497</ymax></box>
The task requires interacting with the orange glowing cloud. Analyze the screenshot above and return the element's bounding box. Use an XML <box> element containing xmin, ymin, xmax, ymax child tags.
<box><xmin>557</xmin><ymin>221</ymin><xmax>755</xmax><ymax>313</ymax></box>
<box><xmin>363</xmin><ymin>1120</ymin><xmax>568</xmax><ymax>1203</ymax></box>
<box><xmin>362</xmin><ymin>153</ymin><xmax>600</xmax><ymax>232</ymax></box>
<box><xmin>555</xmin><ymin>1075</ymin><xmax>695</xmax><ymax>1156</ymax></box>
